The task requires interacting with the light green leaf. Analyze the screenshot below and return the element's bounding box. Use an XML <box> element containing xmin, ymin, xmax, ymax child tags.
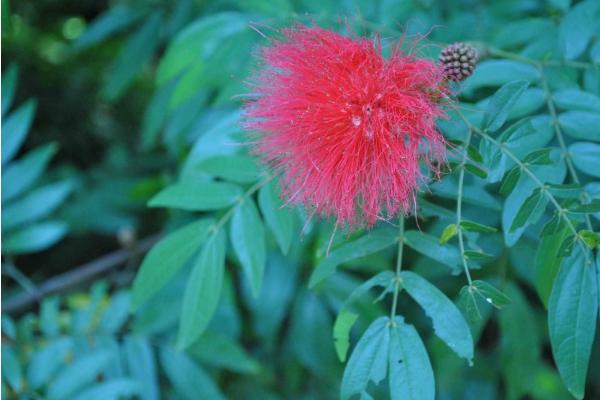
<box><xmin>403</xmin><ymin>230</ymin><xmax>461</xmax><ymax>272</ymax></box>
<box><xmin>388</xmin><ymin>316</ymin><xmax>435</xmax><ymax>400</ymax></box>
<box><xmin>578</xmin><ymin>230</ymin><xmax>600</xmax><ymax>248</ymax></box>
<box><xmin>3</xmin><ymin>221</ymin><xmax>68</xmax><ymax>254</ymax></box>
<box><xmin>464</xmin><ymin>60</ymin><xmax>540</xmax><ymax>90</ymax></box>
<box><xmin>132</xmin><ymin>219</ymin><xmax>214</xmax><ymax>309</ymax></box>
<box><xmin>482</xmin><ymin>81</ymin><xmax>529</xmax><ymax>132</ymax></box>
<box><xmin>258</xmin><ymin>180</ymin><xmax>295</xmax><ymax>254</ymax></box>
<box><xmin>559</xmin><ymin>0</ymin><xmax>600</xmax><ymax>60</ymax></box>
<box><xmin>309</xmin><ymin>227</ymin><xmax>397</xmax><ymax>287</ymax></box>
<box><xmin>570</xmin><ymin>142</ymin><xmax>600</xmax><ymax>178</ymax></box>
<box><xmin>196</xmin><ymin>155</ymin><xmax>261</xmax><ymax>183</ymax></box>
<box><xmin>558</xmin><ymin>111</ymin><xmax>600</xmax><ymax>141</ymax></box>
<box><xmin>47</xmin><ymin>351</ymin><xmax>112</xmax><ymax>400</ymax></box>
<box><xmin>439</xmin><ymin>224</ymin><xmax>458</xmax><ymax>244</ymax></box>
<box><xmin>148</xmin><ymin>181</ymin><xmax>242</xmax><ymax>211</ymax></box>
<box><xmin>72</xmin><ymin>379</ymin><xmax>141</xmax><ymax>400</ymax></box>
<box><xmin>400</xmin><ymin>271</ymin><xmax>473</xmax><ymax>362</ymax></box>
<box><xmin>548</xmin><ymin>247</ymin><xmax>598</xmax><ymax>399</ymax></box>
<box><xmin>177</xmin><ymin>230</ymin><xmax>226</xmax><ymax>349</ymax></box>
<box><xmin>341</xmin><ymin>317</ymin><xmax>389</xmax><ymax>400</ymax></box>
<box><xmin>2</xmin><ymin>143</ymin><xmax>58</xmax><ymax>203</ymax></box>
<box><xmin>160</xmin><ymin>348</ymin><xmax>225</xmax><ymax>400</ymax></box>
<box><xmin>230</xmin><ymin>198</ymin><xmax>266</xmax><ymax>297</ymax></box>
<box><xmin>102</xmin><ymin>12</ymin><xmax>162</xmax><ymax>101</ymax></box>
<box><xmin>553</xmin><ymin>89</ymin><xmax>600</xmax><ymax>112</ymax></box>
<box><xmin>1</xmin><ymin>99</ymin><xmax>36</xmax><ymax>164</ymax></box>
<box><xmin>123</xmin><ymin>337</ymin><xmax>158</xmax><ymax>400</ymax></box>
<box><xmin>2</xmin><ymin>180</ymin><xmax>72</xmax><ymax>231</ymax></box>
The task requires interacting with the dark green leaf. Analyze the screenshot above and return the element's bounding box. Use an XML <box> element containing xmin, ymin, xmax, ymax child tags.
<box><xmin>141</xmin><ymin>75</ymin><xmax>181</xmax><ymax>151</ymax></box>
<box><xmin>102</xmin><ymin>12</ymin><xmax>162</xmax><ymax>101</ymax></box>
<box><xmin>188</xmin><ymin>332</ymin><xmax>260</xmax><ymax>374</ymax></box>
<box><xmin>569</xmin><ymin>199</ymin><xmax>600</xmax><ymax>213</ymax></box>
<box><xmin>230</xmin><ymin>198</ymin><xmax>266</xmax><ymax>297</ymax></box>
<box><xmin>464</xmin><ymin>250</ymin><xmax>495</xmax><ymax>261</ymax></box>
<box><xmin>1</xmin><ymin>63</ymin><xmax>18</xmax><ymax>116</ymax></box>
<box><xmin>482</xmin><ymin>81</ymin><xmax>529</xmax><ymax>132</ymax></box>
<box><xmin>548</xmin><ymin>248</ymin><xmax>598</xmax><ymax>399</ymax></box>
<box><xmin>472</xmin><ymin>280</ymin><xmax>511</xmax><ymax>308</ymax></box>
<box><xmin>2</xmin><ymin>143</ymin><xmax>58</xmax><ymax>203</ymax></box>
<box><xmin>132</xmin><ymin>219</ymin><xmax>214</xmax><ymax>309</ymax></box>
<box><xmin>1</xmin><ymin>99</ymin><xmax>36</xmax><ymax>164</ymax></box>
<box><xmin>340</xmin><ymin>317</ymin><xmax>389</xmax><ymax>400</ymax></box>
<box><xmin>523</xmin><ymin>148</ymin><xmax>554</xmax><ymax>165</ymax></box>
<box><xmin>403</xmin><ymin>230</ymin><xmax>461</xmax><ymax>272</ymax></box>
<box><xmin>467</xmin><ymin>145</ymin><xmax>483</xmax><ymax>163</ymax></box>
<box><xmin>535</xmin><ymin>222</ymin><xmax>571</xmax><ymax>307</ymax></box>
<box><xmin>177</xmin><ymin>230</ymin><xmax>226</xmax><ymax>349</ymax></box>
<box><xmin>196</xmin><ymin>155</ymin><xmax>261</xmax><ymax>183</ymax></box>
<box><xmin>72</xmin><ymin>5</ymin><xmax>143</xmax><ymax>51</ymax></box>
<box><xmin>258</xmin><ymin>180</ymin><xmax>295</xmax><ymax>254</ymax></box>
<box><xmin>388</xmin><ymin>316</ymin><xmax>435</xmax><ymax>400</ymax></box>
<box><xmin>547</xmin><ymin>183</ymin><xmax>582</xmax><ymax>199</ymax></box>
<box><xmin>400</xmin><ymin>271</ymin><xmax>473</xmax><ymax>362</ymax></box>
<box><xmin>509</xmin><ymin>188</ymin><xmax>548</xmax><ymax>232</ymax></box>
<box><xmin>464</xmin><ymin>163</ymin><xmax>488</xmax><ymax>179</ymax></box>
<box><xmin>309</xmin><ymin>227</ymin><xmax>397</xmax><ymax>287</ymax></box>
<box><xmin>460</xmin><ymin>220</ymin><xmax>497</xmax><ymax>233</ymax></box>
<box><xmin>499</xmin><ymin>167</ymin><xmax>521</xmax><ymax>196</ymax></box>
<box><xmin>148</xmin><ymin>181</ymin><xmax>242</xmax><ymax>211</ymax></box>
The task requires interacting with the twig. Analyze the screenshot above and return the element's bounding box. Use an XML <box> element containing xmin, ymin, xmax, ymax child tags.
<box><xmin>2</xmin><ymin>234</ymin><xmax>161</xmax><ymax>315</ymax></box>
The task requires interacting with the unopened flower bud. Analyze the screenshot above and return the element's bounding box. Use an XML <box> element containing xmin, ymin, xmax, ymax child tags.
<box><xmin>439</xmin><ymin>42</ymin><xmax>478</xmax><ymax>82</ymax></box>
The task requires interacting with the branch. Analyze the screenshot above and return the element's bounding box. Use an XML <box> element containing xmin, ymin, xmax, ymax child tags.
<box><xmin>2</xmin><ymin>234</ymin><xmax>161</xmax><ymax>315</ymax></box>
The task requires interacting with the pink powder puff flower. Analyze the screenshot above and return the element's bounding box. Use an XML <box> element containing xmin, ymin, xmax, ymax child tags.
<box><xmin>244</xmin><ymin>24</ymin><xmax>448</xmax><ymax>228</ymax></box>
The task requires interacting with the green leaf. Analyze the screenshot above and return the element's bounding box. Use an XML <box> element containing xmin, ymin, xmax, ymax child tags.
<box><xmin>569</xmin><ymin>142</ymin><xmax>600</xmax><ymax>178</ymax></box>
<box><xmin>464</xmin><ymin>163</ymin><xmax>488</xmax><ymax>179</ymax></box>
<box><xmin>1</xmin><ymin>63</ymin><xmax>18</xmax><ymax>116</ymax></box>
<box><xmin>2</xmin><ymin>143</ymin><xmax>58</xmax><ymax>203</ymax></box>
<box><xmin>148</xmin><ymin>181</ymin><xmax>242</xmax><ymax>211</ymax></box>
<box><xmin>123</xmin><ymin>337</ymin><xmax>158</xmax><ymax>400</ymax></box>
<box><xmin>72</xmin><ymin>5</ymin><xmax>143</xmax><ymax>51</ymax></box>
<box><xmin>547</xmin><ymin>183</ymin><xmax>582</xmax><ymax>199</ymax></box>
<box><xmin>578</xmin><ymin>230</ymin><xmax>600</xmax><ymax>248</ymax></box>
<box><xmin>569</xmin><ymin>199</ymin><xmax>600</xmax><ymax>213</ymax></box>
<box><xmin>101</xmin><ymin>12</ymin><xmax>162</xmax><ymax>101</ymax></box>
<box><xmin>499</xmin><ymin>167</ymin><xmax>521</xmax><ymax>196</ymax></box>
<box><xmin>160</xmin><ymin>348</ymin><xmax>225</xmax><ymax>400</ymax></box>
<box><xmin>439</xmin><ymin>223</ymin><xmax>458</xmax><ymax>244</ymax></box>
<box><xmin>188</xmin><ymin>332</ymin><xmax>260</xmax><ymax>374</ymax></box>
<box><xmin>471</xmin><ymin>280</ymin><xmax>511</xmax><ymax>308</ymax></box>
<box><xmin>499</xmin><ymin>284</ymin><xmax>541</xmax><ymax>399</ymax></box>
<box><xmin>460</xmin><ymin>220</ymin><xmax>497</xmax><ymax>233</ymax></box>
<box><xmin>2</xmin><ymin>180</ymin><xmax>72</xmax><ymax>231</ymax></box>
<box><xmin>309</xmin><ymin>227</ymin><xmax>397</xmax><ymax>287</ymax></box>
<box><xmin>509</xmin><ymin>188</ymin><xmax>548</xmax><ymax>232</ymax></box>
<box><xmin>196</xmin><ymin>155</ymin><xmax>261</xmax><ymax>183</ymax></box>
<box><xmin>482</xmin><ymin>81</ymin><xmax>529</xmax><ymax>132</ymax></box>
<box><xmin>1</xmin><ymin>99</ymin><xmax>36</xmax><ymax>164</ymax></box>
<box><xmin>403</xmin><ymin>230</ymin><xmax>461</xmax><ymax>272</ymax></box>
<box><xmin>466</xmin><ymin>144</ymin><xmax>483</xmax><ymax>163</ymax></box>
<box><xmin>1</xmin><ymin>346</ymin><xmax>22</xmax><ymax>391</ymax></box>
<box><xmin>388</xmin><ymin>316</ymin><xmax>435</xmax><ymax>400</ymax></box>
<box><xmin>258</xmin><ymin>180</ymin><xmax>295</xmax><ymax>254</ymax></box>
<box><xmin>535</xmin><ymin>221</ymin><xmax>571</xmax><ymax>307</ymax></box>
<box><xmin>40</xmin><ymin>296</ymin><xmax>60</xmax><ymax>337</ymax></box>
<box><xmin>559</xmin><ymin>0</ymin><xmax>600</xmax><ymax>60</ymax></box>
<box><xmin>558</xmin><ymin>111</ymin><xmax>600</xmax><ymax>141</ymax></box>
<box><xmin>3</xmin><ymin>221</ymin><xmax>68</xmax><ymax>254</ymax></box>
<box><xmin>464</xmin><ymin>250</ymin><xmax>495</xmax><ymax>261</ymax></box>
<box><xmin>333</xmin><ymin>271</ymin><xmax>394</xmax><ymax>362</ymax></box>
<box><xmin>553</xmin><ymin>89</ymin><xmax>600</xmax><ymax>112</ymax></box>
<box><xmin>400</xmin><ymin>271</ymin><xmax>473</xmax><ymax>362</ymax></box>
<box><xmin>132</xmin><ymin>219</ymin><xmax>214</xmax><ymax>309</ymax></box>
<box><xmin>47</xmin><ymin>351</ymin><xmax>112</xmax><ymax>400</ymax></box>
<box><xmin>548</xmin><ymin>248</ymin><xmax>598</xmax><ymax>399</ymax></box>
<box><xmin>141</xmin><ymin>75</ymin><xmax>181</xmax><ymax>151</ymax></box>
<box><xmin>72</xmin><ymin>379</ymin><xmax>141</xmax><ymax>400</ymax></box>
<box><xmin>27</xmin><ymin>337</ymin><xmax>73</xmax><ymax>389</ymax></box>
<box><xmin>341</xmin><ymin>317</ymin><xmax>389</xmax><ymax>400</ymax></box>
<box><xmin>230</xmin><ymin>198</ymin><xmax>266</xmax><ymax>297</ymax></box>
<box><xmin>523</xmin><ymin>148</ymin><xmax>554</xmax><ymax>165</ymax></box>
<box><xmin>177</xmin><ymin>230</ymin><xmax>226</xmax><ymax>349</ymax></box>
<box><xmin>464</xmin><ymin>60</ymin><xmax>540</xmax><ymax>90</ymax></box>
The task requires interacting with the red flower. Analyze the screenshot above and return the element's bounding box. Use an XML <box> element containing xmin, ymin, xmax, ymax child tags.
<box><xmin>245</xmin><ymin>25</ymin><xmax>447</xmax><ymax>227</ymax></box>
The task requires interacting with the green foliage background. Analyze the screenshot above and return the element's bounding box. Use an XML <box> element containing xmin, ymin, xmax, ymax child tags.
<box><xmin>2</xmin><ymin>0</ymin><xmax>600</xmax><ymax>399</ymax></box>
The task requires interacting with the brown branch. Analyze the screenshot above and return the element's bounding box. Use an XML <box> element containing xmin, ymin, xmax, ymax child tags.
<box><xmin>2</xmin><ymin>234</ymin><xmax>161</xmax><ymax>315</ymax></box>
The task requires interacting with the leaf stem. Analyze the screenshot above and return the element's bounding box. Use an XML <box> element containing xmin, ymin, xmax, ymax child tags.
<box><xmin>455</xmin><ymin>110</ymin><xmax>587</xmax><ymax>255</ymax></box>
<box><xmin>486</xmin><ymin>46</ymin><xmax>598</xmax><ymax>70</ymax></box>
<box><xmin>456</xmin><ymin>129</ymin><xmax>474</xmax><ymax>286</ymax></box>
<box><xmin>389</xmin><ymin>217</ymin><xmax>405</xmax><ymax>319</ymax></box>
